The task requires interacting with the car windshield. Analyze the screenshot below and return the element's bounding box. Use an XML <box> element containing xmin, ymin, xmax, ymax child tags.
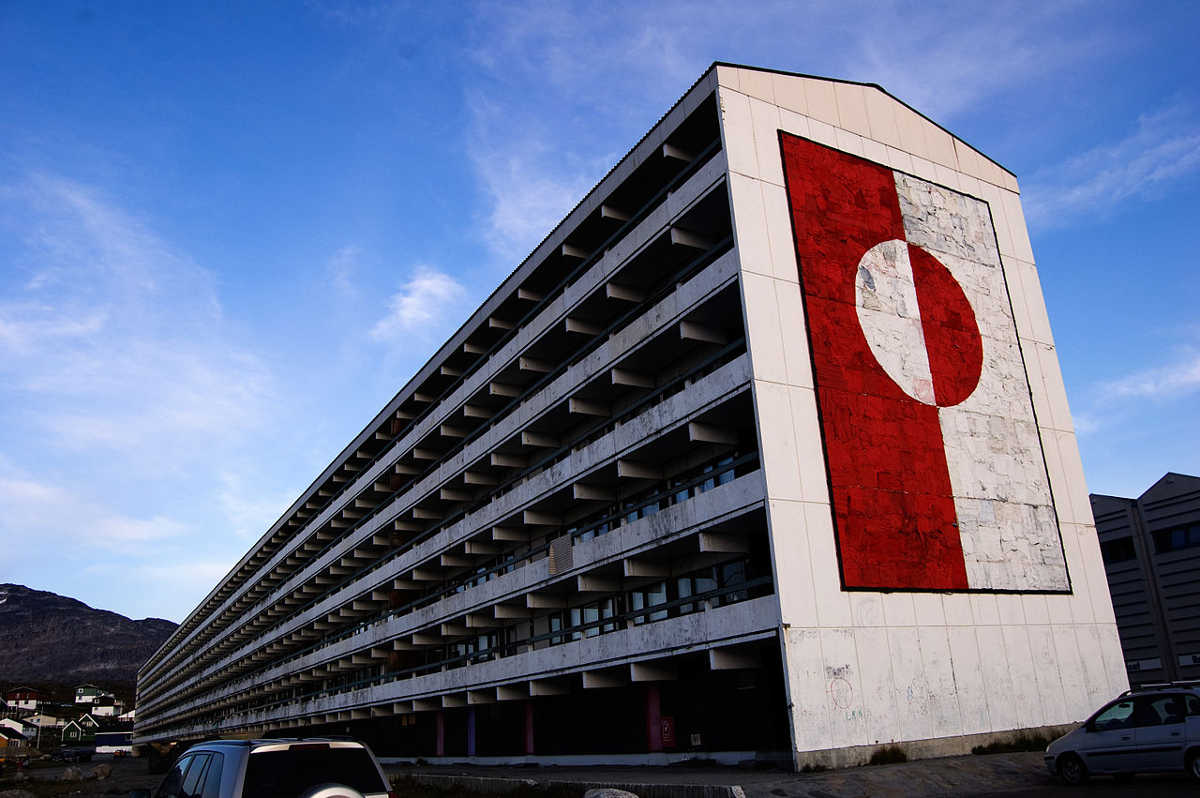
<box><xmin>242</xmin><ymin>747</ymin><xmax>386</xmax><ymax>797</ymax></box>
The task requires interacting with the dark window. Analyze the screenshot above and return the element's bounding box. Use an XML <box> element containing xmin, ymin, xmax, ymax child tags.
<box><xmin>180</xmin><ymin>754</ymin><xmax>209</xmax><ymax>798</ymax></box>
<box><xmin>1153</xmin><ymin>524</ymin><xmax>1200</xmax><ymax>554</ymax></box>
<box><xmin>1186</xmin><ymin>695</ymin><xmax>1200</xmax><ymax>717</ymax></box>
<box><xmin>1100</xmin><ymin>537</ymin><xmax>1137</xmax><ymax>564</ymax></box>
<box><xmin>200</xmin><ymin>752</ymin><xmax>224</xmax><ymax>798</ymax></box>
<box><xmin>1135</xmin><ymin>695</ymin><xmax>1185</xmax><ymax>726</ymax></box>
<box><xmin>243</xmin><ymin>746</ymin><xmax>387</xmax><ymax>797</ymax></box>
<box><xmin>155</xmin><ymin>754</ymin><xmax>192</xmax><ymax>798</ymax></box>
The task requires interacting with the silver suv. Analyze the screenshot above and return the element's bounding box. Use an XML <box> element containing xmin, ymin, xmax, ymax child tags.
<box><xmin>138</xmin><ymin>738</ymin><xmax>394</xmax><ymax>798</ymax></box>
<box><xmin>1044</xmin><ymin>684</ymin><xmax>1200</xmax><ymax>784</ymax></box>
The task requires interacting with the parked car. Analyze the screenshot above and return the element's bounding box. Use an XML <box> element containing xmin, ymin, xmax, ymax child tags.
<box><xmin>130</xmin><ymin>738</ymin><xmax>395</xmax><ymax>798</ymax></box>
<box><xmin>1044</xmin><ymin>684</ymin><xmax>1200</xmax><ymax>784</ymax></box>
<box><xmin>53</xmin><ymin>746</ymin><xmax>94</xmax><ymax>763</ymax></box>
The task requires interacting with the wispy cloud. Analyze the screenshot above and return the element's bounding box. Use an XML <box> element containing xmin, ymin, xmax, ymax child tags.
<box><xmin>0</xmin><ymin>470</ymin><xmax>186</xmax><ymax>550</ymax></box>
<box><xmin>327</xmin><ymin>244</ymin><xmax>361</xmax><ymax>298</ymax></box>
<box><xmin>466</xmin><ymin>99</ymin><xmax>600</xmax><ymax>264</ymax></box>
<box><xmin>461</xmin><ymin>0</ymin><xmax>1112</xmax><ymax>263</ymax></box>
<box><xmin>0</xmin><ymin>175</ymin><xmax>273</xmax><ymax>468</ymax></box>
<box><xmin>844</xmin><ymin>2</ymin><xmax>1113</xmax><ymax>121</ymax></box>
<box><xmin>1073</xmin><ymin>346</ymin><xmax>1200</xmax><ymax>438</ymax></box>
<box><xmin>1100</xmin><ymin>350</ymin><xmax>1200</xmax><ymax>401</ymax></box>
<box><xmin>217</xmin><ymin>470</ymin><xmax>299</xmax><ymax>540</ymax></box>
<box><xmin>1024</xmin><ymin>104</ymin><xmax>1200</xmax><ymax>228</ymax></box>
<box><xmin>83</xmin><ymin>560</ymin><xmax>238</xmax><ymax>614</ymax></box>
<box><xmin>370</xmin><ymin>266</ymin><xmax>467</xmax><ymax>341</ymax></box>
<box><xmin>0</xmin><ymin>174</ymin><xmax>283</xmax><ymax>619</ymax></box>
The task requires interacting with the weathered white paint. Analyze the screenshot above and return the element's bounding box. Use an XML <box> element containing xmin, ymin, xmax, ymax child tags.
<box><xmin>718</xmin><ymin>64</ymin><xmax>1126</xmax><ymax>764</ymax></box>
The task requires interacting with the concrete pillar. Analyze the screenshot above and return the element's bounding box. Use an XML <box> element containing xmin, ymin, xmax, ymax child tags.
<box><xmin>435</xmin><ymin>710</ymin><xmax>445</xmax><ymax>757</ymax></box>
<box><xmin>645</xmin><ymin>685</ymin><xmax>663</xmax><ymax>753</ymax></box>
<box><xmin>466</xmin><ymin>709</ymin><xmax>476</xmax><ymax>757</ymax></box>
<box><xmin>523</xmin><ymin>701</ymin><xmax>535</xmax><ymax>755</ymax></box>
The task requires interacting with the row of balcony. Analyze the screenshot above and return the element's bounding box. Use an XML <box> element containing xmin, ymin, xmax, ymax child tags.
<box><xmin>140</xmin><ymin>93</ymin><xmax>723</xmax><ymax>680</ymax></box>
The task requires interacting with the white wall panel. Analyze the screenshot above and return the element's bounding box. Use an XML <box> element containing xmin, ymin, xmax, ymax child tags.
<box><xmin>717</xmin><ymin>66</ymin><xmax>1122</xmax><ymax>763</ymax></box>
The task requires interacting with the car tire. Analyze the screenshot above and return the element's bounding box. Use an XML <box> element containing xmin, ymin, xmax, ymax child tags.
<box><xmin>1187</xmin><ymin>750</ymin><xmax>1200</xmax><ymax>782</ymax></box>
<box><xmin>1057</xmin><ymin>753</ymin><xmax>1088</xmax><ymax>786</ymax></box>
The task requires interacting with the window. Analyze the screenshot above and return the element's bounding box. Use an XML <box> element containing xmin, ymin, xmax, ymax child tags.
<box><xmin>1153</xmin><ymin>523</ymin><xmax>1200</xmax><ymax>554</ymax></box>
<box><xmin>677</xmin><ymin>577</ymin><xmax>694</xmax><ymax>614</ymax></box>
<box><xmin>565</xmin><ymin>600</ymin><xmax>616</xmax><ymax>639</ymax></box>
<box><xmin>1186</xmin><ymin>695</ymin><xmax>1200</xmax><ymax>717</ymax></box>
<box><xmin>1136</xmin><ymin>695</ymin><xmax>1185</xmax><ymax>726</ymax></box>
<box><xmin>1100</xmin><ymin>537</ymin><xmax>1137</xmax><ymax>564</ymax></box>
<box><xmin>628</xmin><ymin>582</ymin><xmax>669</xmax><ymax>624</ymax></box>
<box><xmin>1092</xmin><ymin>700</ymin><xmax>1135</xmax><ymax>731</ymax></box>
<box><xmin>180</xmin><ymin>754</ymin><xmax>210</xmax><ymax>798</ymax></box>
<box><xmin>242</xmin><ymin>747</ymin><xmax>388</xmax><ymax>797</ymax></box>
<box><xmin>715</xmin><ymin>560</ymin><xmax>747</xmax><ymax>605</ymax></box>
<box><xmin>155</xmin><ymin>754</ymin><xmax>192</xmax><ymax>798</ymax></box>
<box><xmin>646</xmin><ymin>582</ymin><xmax>668</xmax><ymax>621</ymax></box>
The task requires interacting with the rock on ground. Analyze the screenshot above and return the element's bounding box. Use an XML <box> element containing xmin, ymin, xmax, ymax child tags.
<box><xmin>61</xmin><ymin>765</ymin><xmax>83</xmax><ymax>781</ymax></box>
<box><xmin>583</xmin><ymin>790</ymin><xmax>640</xmax><ymax>798</ymax></box>
<box><xmin>92</xmin><ymin>763</ymin><xmax>113</xmax><ymax>780</ymax></box>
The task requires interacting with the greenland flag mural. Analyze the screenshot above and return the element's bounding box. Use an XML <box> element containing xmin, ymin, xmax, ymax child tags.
<box><xmin>780</xmin><ymin>132</ymin><xmax>1069</xmax><ymax>592</ymax></box>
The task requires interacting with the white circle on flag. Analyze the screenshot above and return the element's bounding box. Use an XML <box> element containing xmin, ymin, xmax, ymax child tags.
<box><xmin>854</xmin><ymin>239</ymin><xmax>938</xmax><ymax>405</ymax></box>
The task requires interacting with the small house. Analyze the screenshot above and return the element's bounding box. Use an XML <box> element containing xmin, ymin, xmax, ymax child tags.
<box><xmin>60</xmin><ymin>719</ymin><xmax>87</xmax><ymax>744</ymax></box>
<box><xmin>60</xmin><ymin>713</ymin><xmax>99</xmax><ymax>744</ymax></box>
<box><xmin>3</xmin><ymin>687</ymin><xmax>44</xmax><ymax>712</ymax></box>
<box><xmin>74</xmin><ymin>684</ymin><xmax>113</xmax><ymax>704</ymax></box>
<box><xmin>0</xmin><ymin>727</ymin><xmax>29</xmax><ymax>759</ymax></box>
<box><xmin>92</xmin><ymin>695</ymin><xmax>119</xmax><ymax>717</ymax></box>
<box><xmin>0</xmin><ymin>717</ymin><xmax>37</xmax><ymax>739</ymax></box>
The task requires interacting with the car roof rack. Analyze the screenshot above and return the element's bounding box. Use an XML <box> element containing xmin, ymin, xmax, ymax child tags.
<box><xmin>1119</xmin><ymin>679</ymin><xmax>1200</xmax><ymax>697</ymax></box>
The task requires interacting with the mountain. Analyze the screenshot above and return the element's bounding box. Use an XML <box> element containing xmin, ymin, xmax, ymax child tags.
<box><xmin>0</xmin><ymin>584</ymin><xmax>177</xmax><ymax>690</ymax></box>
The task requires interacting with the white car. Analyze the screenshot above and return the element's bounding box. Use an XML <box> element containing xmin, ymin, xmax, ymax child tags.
<box><xmin>1044</xmin><ymin>686</ymin><xmax>1200</xmax><ymax>784</ymax></box>
<box><xmin>135</xmin><ymin>738</ymin><xmax>394</xmax><ymax>798</ymax></box>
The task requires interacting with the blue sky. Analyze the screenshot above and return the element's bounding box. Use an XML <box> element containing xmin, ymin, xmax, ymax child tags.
<box><xmin>1</xmin><ymin>1</ymin><xmax>1197</xmax><ymax>623</ymax></box>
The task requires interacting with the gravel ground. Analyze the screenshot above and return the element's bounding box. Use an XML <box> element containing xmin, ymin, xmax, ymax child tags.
<box><xmin>0</xmin><ymin>756</ymin><xmax>162</xmax><ymax>797</ymax></box>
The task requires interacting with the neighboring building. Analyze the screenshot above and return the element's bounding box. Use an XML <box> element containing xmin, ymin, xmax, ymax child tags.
<box><xmin>135</xmin><ymin>63</ymin><xmax>1124</xmax><ymax>769</ymax></box>
<box><xmin>1091</xmin><ymin>472</ymin><xmax>1200</xmax><ymax>685</ymax></box>
<box><xmin>0</xmin><ymin>698</ymin><xmax>18</xmax><ymax>720</ymax></box>
<box><xmin>95</xmin><ymin>729</ymin><xmax>134</xmax><ymax>756</ymax></box>
<box><xmin>60</xmin><ymin>719</ymin><xmax>86</xmax><ymax>744</ymax></box>
<box><xmin>75</xmin><ymin>684</ymin><xmax>114</xmax><ymax>705</ymax></box>
<box><xmin>0</xmin><ymin>717</ymin><xmax>37</xmax><ymax>740</ymax></box>
<box><xmin>25</xmin><ymin>713</ymin><xmax>63</xmax><ymax>730</ymax></box>
<box><xmin>3</xmin><ymin>687</ymin><xmax>43</xmax><ymax>712</ymax></box>
<box><xmin>61</xmin><ymin>713</ymin><xmax>100</xmax><ymax>744</ymax></box>
<box><xmin>0</xmin><ymin>727</ymin><xmax>29</xmax><ymax>759</ymax></box>
<box><xmin>91</xmin><ymin>695</ymin><xmax>123</xmax><ymax>717</ymax></box>
<box><xmin>117</xmin><ymin>708</ymin><xmax>136</xmax><ymax>723</ymax></box>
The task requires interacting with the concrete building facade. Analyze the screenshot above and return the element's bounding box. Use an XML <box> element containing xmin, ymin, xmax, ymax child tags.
<box><xmin>1091</xmin><ymin>473</ymin><xmax>1200</xmax><ymax>686</ymax></box>
<box><xmin>136</xmin><ymin>63</ymin><xmax>1126</xmax><ymax>768</ymax></box>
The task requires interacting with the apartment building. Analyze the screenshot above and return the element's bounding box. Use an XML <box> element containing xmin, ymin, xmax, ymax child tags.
<box><xmin>135</xmin><ymin>63</ymin><xmax>1126</xmax><ymax>769</ymax></box>
<box><xmin>1092</xmin><ymin>472</ymin><xmax>1200</xmax><ymax>685</ymax></box>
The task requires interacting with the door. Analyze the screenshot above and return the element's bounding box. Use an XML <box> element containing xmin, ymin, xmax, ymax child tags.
<box><xmin>1133</xmin><ymin>695</ymin><xmax>1188</xmax><ymax>772</ymax></box>
<box><xmin>1079</xmin><ymin>699</ymin><xmax>1139</xmax><ymax>774</ymax></box>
